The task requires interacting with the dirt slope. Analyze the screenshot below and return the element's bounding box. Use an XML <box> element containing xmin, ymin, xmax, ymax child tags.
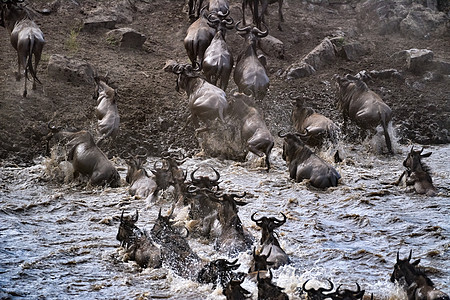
<box><xmin>0</xmin><ymin>0</ymin><xmax>448</xmax><ymax>165</ymax></box>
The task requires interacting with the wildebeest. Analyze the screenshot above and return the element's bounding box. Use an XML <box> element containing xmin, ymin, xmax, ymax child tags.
<box><xmin>150</xmin><ymin>209</ymin><xmax>203</xmax><ymax>279</ymax></box>
<box><xmin>95</xmin><ymin>79</ymin><xmax>119</xmax><ymax>146</ymax></box>
<box><xmin>116</xmin><ymin>210</ymin><xmax>162</xmax><ymax>269</ymax></box>
<box><xmin>248</xmin><ymin>247</ymin><xmax>273</xmax><ymax>276</ymax></box>
<box><xmin>116</xmin><ymin>210</ymin><xmax>141</xmax><ymax>248</ymax></box>
<box><xmin>290</xmin><ymin>93</ymin><xmax>339</xmax><ymax>148</ymax></box>
<box><xmin>279</xmin><ymin>131</ymin><xmax>341</xmax><ymax>189</ymax></box>
<box><xmin>164</xmin><ymin>61</ymin><xmax>228</xmax><ymax>133</ymax></box>
<box><xmin>202</xmin><ymin>12</ymin><xmax>234</xmax><ymax>91</ymax></box>
<box><xmin>228</xmin><ymin>92</ymin><xmax>274</xmax><ymax>171</ymax></box>
<box><xmin>211</xmin><ymin>191</ymin><xmax>254</xmax><ymax>257</ymax></box>
<box><xmin>257</xmin><ymin>270</ymin><xmax>289</xmax><ymax>300</ymax></box>
<box><xmin>242</xmin><ymin>0</ymin><xmax>284</xmax><ymax>31</ymax></box>
<box><xmin>395</xmin><ymin>146</ymin><xmax>437</xmax><ymax>196</ymax></box>
<box><xmin>251</xmin><ymin>212</ymin><xmax>289</xmax><ymax>269</ymax></box>
<box><xmin>197</xmin><ymin>258</ymin><xmax>240</xmax><ymax>288</ymax></box>
<box><xmin>1</xmin><ymin>1</ymin><xmax>45</xmax><ymax>97</ymax></box>
<box><xmin>302</xmin><ymin>279</ymin><xmax>334</xmax><ymax>300</ymax></box>
<box><xmin>391</xmin><ymin>250</ymin><xmax>449</xmax><ymax>300</ymax></box>
<box><xmin>47</xmin><ymin>124</ymin><xmax>121</xmax><ymax>187</ymax></box>
<box><xmin>329</xmin><ymin>283</ymin><xmax>365</xmax><ymax>300</ymax></box>
<box><xmin>184</xmin><ymin>8</ymin><xmax>216</xmax><ymax>67</ymax></box>
<box><xmin>234</xmin><ymin>21</ymin><xmax>269</xmax><ymax>101</ymax></box>
<box><xmin>223</xmin><ymin>277</ymin><xmax>252</xmax><ymax>300</ymax></box>
<box><xmin>125</xmin><ymin>153</ymin><xmax>157</xmax><ymax>200</ymax></box>
<box><xmin>334</xmin><ymin>74</ymin><xmax>393</xmax><ymax>154</ymax></box>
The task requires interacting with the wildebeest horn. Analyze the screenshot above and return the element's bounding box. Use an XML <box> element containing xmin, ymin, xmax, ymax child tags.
<box><xmin>319</xmin><ymin>279</ymin><xmax>334</xmax><ymax>292</ymax></box>
<box><xmin>120</xmin><ymin>210</ymin><xmax>124</xmax><ymax>222</ymax></box>
<box><xmin>183</xmin><ymin>227</ymin><xmax>190</xmax><ymax>238</ymax></box>
<box><xmin>227</xmin><ymin>258</ymin><xmax>238</xmax><ymax>265</ymax></box>
<box><xmin>302</xmin><ymin>279</ymin><xmax>311</xmax><ymax>292</ymax></box>
<box><xmin>408</xmin><ymin>249</ymin><xmax>412</xmax><ymax>262</ymax></box>
<box><xmin>191</xmin><ymin>167</ymin><xmax>200</xmax><ymax>182</ymax></box>
<box><xmin>231</xmin><ymin>192</ymin><xmax>247</xmax><ymax>199</ymax></box>
<box><xmin>396</xmin><ymin>251</ymin><xmax>400</xmax><ymax>262</ymax></box>
<box><xmin>211</xmin><ymin>167</ymin><xmax>220</xmax><ymax>182</ymax></box>
<box><xmin>251</xmin><ymin>212</ymin><xmax>263</xmax><ymax>223</ymax></box>
<box><xmin>295</xmin><ymin>129</ymin><xmax>309</xmax><ymax>138</ymax></box>
<box><xmin>252</xmin><ymin>23</ymin><xmax>269</xmax><ymax>38</ymax></box>
<box><xmin>274</xmin><ymin>212</ymin><xmax>287</xmax><ymax>225</ymax></box>
<box><xmin>217</xmin><ymin>8</ymin><xmax>230</xmax><ymax>18</ymax></box>
<box><xmin>134</xmin><ymin>209</ymin><xmax>139</xmax><ymax>222</ymax></box>
<box><xmin>223</xmin><ymin>16</ymin><xmax>234</xmax><ymax>28</ymax></box>
<box><xmin>235</xmin><ymin>20</ymin><xmax>251</xmax><ymax>32</ymax></box>
<box><xmin>192</xmin><ymin>61</ymin><xmax>201</xmax><ymax>72</ymax></box>
<box><xmin>278</xmin><ymin>130</ymin><xmax>288</xmax><ymax>138</ymax></box>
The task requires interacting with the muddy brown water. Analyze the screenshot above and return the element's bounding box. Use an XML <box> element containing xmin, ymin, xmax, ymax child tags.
<box><xmin>0</xmin><ymin>142</ymin><xmax>448</xmax><ymax>299</ymax></box>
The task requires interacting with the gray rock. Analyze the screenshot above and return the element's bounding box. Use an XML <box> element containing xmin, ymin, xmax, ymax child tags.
<box><xmin>399</xmin><ymin>5</ymin><xmax>446</xmax><ymax>38</ymax></box>
<box><xmin>406</xmin><ymin>48</ymin><xmax>434</xmax><ymax>73</ymax></box>
<box><xmin>47</xmin><ymin>54</ymin><xmax>96</xmax><ymax>84</ymax></box>
<box><xmin>83</xmin><ymin>15</ymin><xmax>117</xmax><ymax>31</ymax></box>
<box><xmin>303</xmin><ymin>37</ymin><xmax>336</xmax><ymax>70</ymax></box>
<box><xmin>106</xmin><ymin>28</ymin><xmax>146</xmax><ymax>49</ymax></box>
<box><xmin>341</xmin><ymin>42</ymin><xmax>366</xmax><ymax>61</ymax></box>
<box><xmin>258</xmin><ymin>35</ymin><xmax>285</xmax><ymax>59</ymax></box>
<box><xmin>432</xmin><ymin>59</ymin><xmax>450</xmax><ymax>75</ymax></box>
<box><xmin>284</xmin><ymin>62</ymin><xmax>316</xmax><ymax>79</ymax></box>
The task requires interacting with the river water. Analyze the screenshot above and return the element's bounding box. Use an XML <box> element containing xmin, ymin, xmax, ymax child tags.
<box><xmin>0</xmin><ymin>142</ymin><xmax>448</xmax><ymax>299</ymax></box>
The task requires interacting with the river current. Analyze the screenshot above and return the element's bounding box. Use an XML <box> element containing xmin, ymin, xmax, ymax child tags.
<box><xmin>0</xmin><ymin>142</ymin><xmax>448</xmax><ymax>299</ymax></box>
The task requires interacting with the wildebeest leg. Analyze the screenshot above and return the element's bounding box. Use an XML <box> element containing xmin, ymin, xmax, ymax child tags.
<box><xmin>393</xmin><ymin>169</ymin><xmax>408</xmax><ymax>185</ymax></box>
<box><xmin>32</xmin><ymin>46</ymin><xmax>43</xmax><ymax>90</ymax></box>
<box><xmin>277</xmin><ymin>0</ymin><xmax>284</xmax><ymax>31</ymax></box>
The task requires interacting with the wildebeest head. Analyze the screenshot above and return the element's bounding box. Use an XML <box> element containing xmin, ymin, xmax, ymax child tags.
<box><xmin>190</xmin><ymin>167</ymin><xmax>221</xmax><ymax>190</ymax></box>
<box><xmin>206</xmin><ymin>11</ymin><xmax>234</xmax><ymax>38</ymax></box>
<box><xmin>278</xmin><ymin>131</ymin><xmax>308</xmax><ymax>164</ymax></box>
<box><xmin>330</xmin><ymin>282</ymin><xmax>365</xmax><ymax>300</ymax></box>
<box><xmin>223</xmin><ymin>277</ymin><xmax>252</xmax><ymax>300</ymax></box>
<box><xmin>251</xmin><ymin>212</ymin><xmax>286</xmax><ymax>245</ymax></box>
<box><xmin>302</xmin><ymin>279</ymin><xmax>334</xmax><ymax>300</ymax></box>
<box><xmin>390</xmin><ymin>250</ymin><xmax>423</xmax><ymax>285</ymax></box>
<box><xmin>116</xmin><ymin>209</ymin><xmax>141</xmax><ymax>248</ymax></box>
<box><xmin>257</xmin><ymin>270</ymin><xmax>289</xmax><ymax>300</ymax></box>
<box><xmin>403</xmin><ymin>146</ymin><xmax>432</xmax><ymax>172</ymax></box>
<box><xmin>197</xmin><ymin>258</ymin><xmax>240</xmax><ymax>288</ymax></box>
<box><xmin>163</xmin><ymin>60</ymin><xmax>202</xmax><ymax>93</ymax></box>
<box><xmin>151</xmin><ymin>160</ymin><xmax>173</xmax><ymax>191</ymax></box>
<box><xmin>249</xmin><ymin>247</ymin><xmax>274</xmax><ymax>273</ymax></box>
<box><xmin>125</xmin><ymin>147</ymin><xmax>148</xmax><ymax>184</ymax></box>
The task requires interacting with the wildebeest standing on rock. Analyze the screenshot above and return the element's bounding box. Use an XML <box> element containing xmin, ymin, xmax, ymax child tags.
<box><xmin>395</xmin><ymin>146</ymin><xmax>437</xmax><ymax>196</ymax></box>
<box><xmin>164</xmin><ymin>60</ymin><xmax>228</xmax><ymax>133</ymax></box>
<box><xmin>391</xmin><ymin>250</ymin><xmax>449</xmax><ymax>300</ymax></box>
<box><xmin>228</xmin><ymin>92</ymin><xmax>274</xmax><ymax>171</ymax></box>
<box><xmin>202</xmin><ymin>11</ymin><xmax>234</xmax><ymax>91</ymax></box>
<box><xmin>95</xmin><ymin>79</ymin><xmax>120</xmax><ymax>147</ymax></box>
<box><xmin>0</xmin><ymin>1</ymin><xmax>45</xmax><ymax>97</ymax></box>
<box><xmin>279</xmin><ymin>131</ymin><xmax>341</xmax><ymax>189</ymax></box>
<box><xmin>334</xmin><ymin>74</ymin><xmax>393</xmax><ymax>154</ymax></box>
<box><xmin>234</xmin><ymin>21</ymin><xmax>270</xmax><ymax>101</ymax></box>
<box><xmin>46</xmin><ymin>124</ymin><xmax>121</xmax><ymax>187</ymax></box>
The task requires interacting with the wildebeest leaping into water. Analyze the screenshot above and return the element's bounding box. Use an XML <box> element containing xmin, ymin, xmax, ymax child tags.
<box><xmin>0</xmin><ymin>1</ymin><xmax>45</xmax><ymax>97</ymax></box>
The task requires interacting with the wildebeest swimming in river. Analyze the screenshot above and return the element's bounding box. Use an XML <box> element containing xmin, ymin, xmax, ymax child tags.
<box><xmin>46</xmin><ymin>124</ymin><xmax>120</xmax><ymax>187</ymax></box>
<box><xmin>279</xmin><ymin>131</ymin><xmax>341</xmax><ymax>189</ymax></box>
<box><xmin>395</xmin><ymin>146</ymin><xmax>437</xmax><ymax>196</ymax></box>
<box><xmin>334</xmin><ymin>74</ymin><xmax>393</xmax><ymax>154</ymax></box>
<box><xmin>1</xmin><ymin>1</ymin><xmax>45</xmax><ymax>97</ymax></box>
<box><xmin>391</xmin><ymin>250</ymin><xmax>449</xmax><ymax>300</ymax></box>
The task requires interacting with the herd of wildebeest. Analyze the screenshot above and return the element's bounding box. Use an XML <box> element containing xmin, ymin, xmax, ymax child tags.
<box><xmin>1</xmin><ymin>0</ymin><xmax>448</xmax><ymax>299</ymax></box>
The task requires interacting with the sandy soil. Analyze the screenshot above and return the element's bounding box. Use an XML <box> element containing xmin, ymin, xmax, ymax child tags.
<box><xmin>0</xmin><ymin>0</ymin><xmax>449</xmax><ymax>165</ymax></box>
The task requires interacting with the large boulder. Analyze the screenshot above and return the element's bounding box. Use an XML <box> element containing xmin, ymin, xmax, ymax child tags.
<box><xmin>258</xmin><ymin>35</ymin><xmax>285</xmax><ymax>59</ymax></box>
<box><xmin>47</xmin><ymin>54</ymin><xmax>96</xmax><ymax>85</ymax></box>
<box><xmin>106</xmin><ymin>28</ymin><xmax>146</xmax><ymax>49</ymax></box>
<box><xmin>83</xmin><ymin>15</ymin><xmax>117</xmax><ymax>32</ymax></box>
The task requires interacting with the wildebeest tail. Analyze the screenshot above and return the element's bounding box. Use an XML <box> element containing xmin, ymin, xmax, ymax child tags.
<box><xmin>379</xmin><ymin>110</ymin><xmax>393</xmax><ymax>154</ymax></box>
<box><xmin>26</xmin><ymin>36</ymin><xmax>41</xmax><ymax>84</ymax></box>
<box><xmin>265</xmin><ymin>140</ymin><xmax>274</xmax><ymax>172</ymax></box>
